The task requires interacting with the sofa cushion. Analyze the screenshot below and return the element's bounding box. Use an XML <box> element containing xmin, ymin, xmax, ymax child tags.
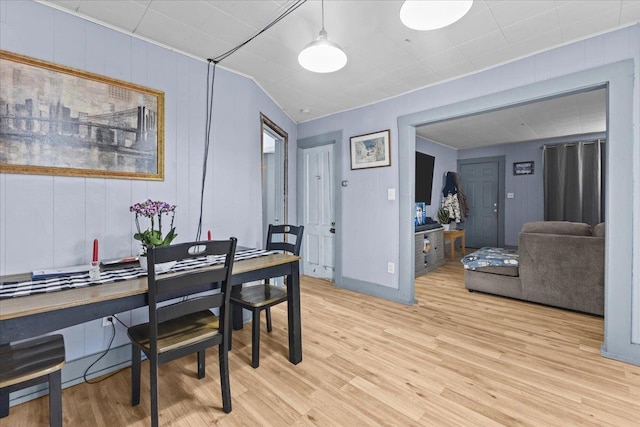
<box><xmin>520</xmin><ymin>221</ymin><xmax>592</xmax><ymax>236</ymax></box>
<box><xmin>593</xmin><ymin>222</ymin><xmax>605</xmax><ymax>238</ymax></box>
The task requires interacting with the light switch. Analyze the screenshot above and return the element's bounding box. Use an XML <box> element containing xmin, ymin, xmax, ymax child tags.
<box><xmin>387</xmin><ymin>188</ymin><xmax>396</xmax><ymax>200</ymax></box>
<box><xmin>507</xmin><ymin>192</ymin><xmax>515</xmax><ymax>199</ymax></box>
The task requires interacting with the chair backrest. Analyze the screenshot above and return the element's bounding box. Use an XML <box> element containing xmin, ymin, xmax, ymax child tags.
<box><xmin>146</xmin><ymin>238</ymin><xmax>237</xmax><ymax>351</ymax></box>
<box><xmin>266</xmin><ymin>224</ymin><xmax>304</xmax><ymax>256</ymax></box>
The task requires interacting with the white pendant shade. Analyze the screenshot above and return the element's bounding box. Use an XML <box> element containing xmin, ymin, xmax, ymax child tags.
<box><xmin>298</xmin><ymin>29</ymin><xmax>347</xmax><ymax>73</ymax></box>
<box><xmin>400</xmin><ymin>0</ymin><xmax>473</xmax><ymax>31</ymax></box>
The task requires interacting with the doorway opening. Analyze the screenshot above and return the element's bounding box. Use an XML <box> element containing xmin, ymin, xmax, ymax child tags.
<box><xmin>398</xmin><ymin>61</ymin><xmax>638</xmax><ymax>364</ymax></box>
<box><xmin>260</xmin><ymin>114</ymin><xmax>287</xmax><ymax>249</ymax></box>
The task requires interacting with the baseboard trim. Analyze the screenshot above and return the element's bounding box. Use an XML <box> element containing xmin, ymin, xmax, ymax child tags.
<box><xmin>336</xmin><ymin>276</ymin><xmax>414</xmax><ymax>305</ymax></box>
<box><xmin>601</xmin><ymin>344</ymin><xmax>640</xmax><ymax>366</ymax></box>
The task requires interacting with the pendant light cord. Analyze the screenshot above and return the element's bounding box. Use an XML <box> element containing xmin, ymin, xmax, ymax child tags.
<box><xmin>195</xmin><ymin>60</ymin><xmax>217</xmax><ymax>242</ymax></box>
<box><xmin>195</xmin><ymin>0</ymin><xmax>306</xmax><ymax>241</ymax></box>
<box><xmin>209</xmin><ymin>0</ymin><xmax>307</xmax><ymax>64</ymax></box>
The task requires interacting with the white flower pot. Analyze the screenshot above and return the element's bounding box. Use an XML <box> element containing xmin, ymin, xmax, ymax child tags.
<box><xmin>138</xmin><ymin>255</ymin><xmax>176</xmax><ymax>273</ymax></box>
<box><xmin>442</xmin><ymin>224</ymin><xmax>450</xmax><ymax>231</ymax></box>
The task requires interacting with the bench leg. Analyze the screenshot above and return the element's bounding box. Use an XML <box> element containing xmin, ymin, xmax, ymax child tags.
<box><xmin>49</xmin><ymin>370</ymin><xmax>63</xmax><ymax>427</ymax></box>
<box><xmin>0</xmin><ymin>388</ymin><xmax>9</xmax><ymax>418</ymax></box>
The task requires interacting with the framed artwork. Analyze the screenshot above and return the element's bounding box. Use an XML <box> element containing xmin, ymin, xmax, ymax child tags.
<box><xmin>0</xmin><ymin>50</ymin><xmax>164</xmax><ymax>180</ymax></box>
<box><xmin>350</xmin><ymin>129</ymin><xmax>391</xmax><ymax>170</ymax></box>
<box><xmin>513</xmin><ymin>161</ymin><xmax>534</xmax><ymax>175</ymax></box>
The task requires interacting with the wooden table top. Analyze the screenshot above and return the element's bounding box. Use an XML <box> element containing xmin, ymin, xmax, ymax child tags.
<box><xmin>0</xmin><ymin>253</ymin><xmax>299</xmax><ymax>321</ymax></box>
<box><xmin>444</xmin><ymin>229</ymin><xmax>465</xmax><ymax>237</ymax></box>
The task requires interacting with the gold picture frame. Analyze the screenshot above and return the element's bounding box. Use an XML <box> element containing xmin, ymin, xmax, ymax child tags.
<box><xmin>0</xmin><ymin>50</ymin><xmax>164</xmax><ymax>180</ymax></box>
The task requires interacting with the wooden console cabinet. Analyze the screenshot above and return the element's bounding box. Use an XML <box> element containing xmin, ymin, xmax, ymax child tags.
<box><xmin>415</xmin><ymin>227</ymin><xmax>445</xmax><ymax>277</ymax></box>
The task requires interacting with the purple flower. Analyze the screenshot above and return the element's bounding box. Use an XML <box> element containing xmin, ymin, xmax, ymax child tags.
<box><xmin>130</xmin><ymin>199</ymin><xmax>178</xmax><ymax>252</ymax></box>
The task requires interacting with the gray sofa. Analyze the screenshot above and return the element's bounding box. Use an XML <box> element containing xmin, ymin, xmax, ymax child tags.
<box><xmin>464</xmin><ymin>221</ymin><xmax>605</xmax><ymax>315</ymax></box>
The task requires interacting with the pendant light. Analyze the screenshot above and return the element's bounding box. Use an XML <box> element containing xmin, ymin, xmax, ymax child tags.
<box><xmin>298</xmin><ymin>0</ymin><xmax>347</xmax><ymax>73</ymax></box>
<box><xmin>400</xmin><ymin>0</ymin><xmax>473</xmax><ymax>31</ymax></box>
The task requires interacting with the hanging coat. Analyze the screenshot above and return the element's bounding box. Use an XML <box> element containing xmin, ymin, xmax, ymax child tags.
<box><xmin>442</xmin><ymin>172</ymin><xmax>461</xmax><ymax>223</ymax></box>
<box><xmin>452</xmin><ymin>172</ymin><xmax>470</xmax><ymax>220</ymax></box>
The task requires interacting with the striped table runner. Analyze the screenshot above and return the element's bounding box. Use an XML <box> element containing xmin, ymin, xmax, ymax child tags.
<box><xmin>0</xmin><ymin>248</ymin><xmax>277</xmax><ymax>299</ymax></box>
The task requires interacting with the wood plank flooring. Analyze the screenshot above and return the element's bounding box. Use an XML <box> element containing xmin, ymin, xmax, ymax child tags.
<box><xmin>5</xmin><ymin>260</ymin><xmax>640</xmax><ymax>426</ymax></box>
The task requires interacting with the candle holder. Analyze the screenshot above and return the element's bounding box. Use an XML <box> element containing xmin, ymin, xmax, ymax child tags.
<box><xmin>89</xmin><ymin>261</ymin><xmax>100</xmax><ymax>281</ymax></box>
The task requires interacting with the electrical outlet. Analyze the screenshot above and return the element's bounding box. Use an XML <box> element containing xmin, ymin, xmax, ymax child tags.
<box><xmin>387</xmin><ymin>262</ymin><xmax>395</xmax><ymax>274</ymax></box>
<box><xmin>102</xmin><ymin>316</ymin><xmax>113</xmax><ymax>327</ymax></box>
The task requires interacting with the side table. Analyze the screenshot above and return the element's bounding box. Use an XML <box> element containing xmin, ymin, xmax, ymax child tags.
<box><xmin>443</xmin><ymin>229</ymin><xmax>466</xmax><ymax>261</ymax></box>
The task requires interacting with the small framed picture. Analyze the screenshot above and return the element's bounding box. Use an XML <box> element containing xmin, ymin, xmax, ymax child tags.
<box><xmin>513</xmin><ymin>161</ymin><xmax>534</xmax><ymax>175</ymax></box>
<box><xmin>350</xmin><ymin>130</ymin><xmax>391</xmax><ymax>170</ymax></box>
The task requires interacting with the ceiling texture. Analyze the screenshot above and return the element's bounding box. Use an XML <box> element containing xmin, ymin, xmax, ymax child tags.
<box><xmin>41</xmin><ymin>0</ymin><xmax>637</xmax><ymax>147</ymax></box>
<box><xmin>417</xmin><ymin>87</ymin><xmax>607</xmax><ymax>149</ymax></box>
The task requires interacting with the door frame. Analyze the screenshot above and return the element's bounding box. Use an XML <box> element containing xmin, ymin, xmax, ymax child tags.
<box><xmin>398</xmin><ymin>60</ymin><xmax>638</xmax><ymax>365</ymax></box>
<box><xmin>458</xmin><ymin>156</ymin><xmax>506</xmax><ymax>248</ymax></box>
<box><xmin>297</xmin><ymin>130</ymin><xmax>343</xmax><ymax>285</ymax></box>
<box><xmin>260</xmin><ymin>113</ymin><xmax>287</xmax><ymax>246</ymax></box>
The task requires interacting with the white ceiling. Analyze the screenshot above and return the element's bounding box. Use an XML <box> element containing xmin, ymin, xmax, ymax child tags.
<box><xmin>417</xmin><ymin>87</ymin><xmax>607</xmax><ymax>149</ymax></box>
<box><xmin>41</xmin><ymin>0</ymin><xmax>635</xmax><ymax>146</ymax></box>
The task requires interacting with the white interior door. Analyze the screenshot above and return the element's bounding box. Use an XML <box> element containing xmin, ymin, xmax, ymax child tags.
<box><xmin>302</xmin><ymin>144</ymin><xmax>335</xmax><ymax>280</ymax></box>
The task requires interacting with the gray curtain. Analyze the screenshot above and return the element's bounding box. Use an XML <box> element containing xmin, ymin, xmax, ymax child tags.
<box><xmin>543</xmin><ymin>140</ymin><xmax>605</xmax><ymax>227</ymax></box>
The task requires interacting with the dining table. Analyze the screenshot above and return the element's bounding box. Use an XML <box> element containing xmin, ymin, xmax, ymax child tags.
<box><xmin>0</xmin><ymin>251</ymin><xmax>302</xmax><ymax>365</ymax></box>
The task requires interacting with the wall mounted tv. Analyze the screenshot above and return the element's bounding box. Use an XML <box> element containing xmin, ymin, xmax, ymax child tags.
<box><xmin>415</xmin><ymin>151</ymin><xmax>435</xmax><ymax>205</ymax></box>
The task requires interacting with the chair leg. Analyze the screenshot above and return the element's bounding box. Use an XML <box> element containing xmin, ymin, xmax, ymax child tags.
<box><xmin>265</xmin><ymin>307</ymin><xmax>273</xmax><ymax>333</ymax></box>
<box><xmin>149</xmin><ymin>354</ymin><xmax>159</xmax><ymax>427</ymax></box>
<box><xmin>0</xmin><ymin>387</ymin><xmax>9</xmax><ymax>418</ymax></box>
<box><xmin>131</xmin><ymin>346</ymin><xmax>141</xmax><ymax>406</ymax></box>
<box><xmin>197</xmin><ymin>350</ymin><xmax>205</xmax><ymax>379</ymax></box>
<box><xmin>251</xmin><ymin>309</ymin><xmax>261</xmax><ymax>369</ymax></box>
<box><xmin>218</xmin><ymin>343</ymin><xmax>232</xmax><ymax>413</ymax></box>
<box><xmin>48</xmin><ymin>370</ymin><xmax>63</xmax><ymax>427</ymax></box>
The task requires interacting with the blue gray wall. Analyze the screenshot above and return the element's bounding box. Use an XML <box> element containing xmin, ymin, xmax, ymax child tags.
<box><xmin>416</xmin><ymin>136</ymin><xmax>457</xmax><ymax>219</ymax></box>
<box><xmin>0</xmin><ymin>0</ymin><xmax>296</xmax><ymax>368</ymax></box>
<box><xmin>458</xmin><ymin>133</ymin><xmax>606</xmax><ymax>246</ymax></box>
<box><xmin>299</xmin><ymin>24</ymin><xmax>640</xmax><ymax>364</ymax></box>
<box><xmin>1</xmin><ymin>1</ymin><xmax>639</xmax><ymax>379</ymax></box>
<box><xmin>458</xmin><ymin>140</ymin><xmax>544</xmax><ymax>246</ymax></box>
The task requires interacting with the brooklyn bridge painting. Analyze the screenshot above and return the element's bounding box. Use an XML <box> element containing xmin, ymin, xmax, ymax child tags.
<box><xmin>0</xmin><ymin>50</ymin><xmax>164</xmax><ymax>180</ymax></box>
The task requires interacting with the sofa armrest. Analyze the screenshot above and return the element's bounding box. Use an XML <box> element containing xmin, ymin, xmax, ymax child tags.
<box><xmin>518</xmin><ymin>233</ymin><xmax>604</xmax><ymax>315</ymax></box>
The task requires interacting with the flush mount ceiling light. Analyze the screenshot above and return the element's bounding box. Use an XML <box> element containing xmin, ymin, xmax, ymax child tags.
<box><xmin>400</xmin><ymin>0</ymin><xmax>473</xmax><ymax>31</ymax></box>
<box><xmin>298</xmin><ymin>0</ymin><xmax>347</xmax><ymax>73</ymax></box>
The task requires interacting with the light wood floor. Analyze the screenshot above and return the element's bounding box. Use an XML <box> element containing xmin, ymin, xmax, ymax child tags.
<box><xmin>5</xmin><ymin>260</ymin><xmax>640</xmax><ymax>426</ymax></box>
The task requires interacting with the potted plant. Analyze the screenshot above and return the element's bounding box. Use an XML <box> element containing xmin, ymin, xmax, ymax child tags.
<box><xmin>437</xmin><ymin>208</ymin><xmax>450</xmax><ymax>231</ymax></box>
<box><xmin>130</xmin><ymin>199</ymin><xmax>178</xmax><ymax>271</ymax></box>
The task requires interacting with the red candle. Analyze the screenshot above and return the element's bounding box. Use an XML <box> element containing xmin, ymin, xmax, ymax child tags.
<box><xmin>207</xmin><ymin>230</ymin><xmax>212</xmax><ymax>240</ymax></box>
<box><xmin>92</xmin><ymin>239</ymin><xmax>99</xmax><ymax>262</ymax></box>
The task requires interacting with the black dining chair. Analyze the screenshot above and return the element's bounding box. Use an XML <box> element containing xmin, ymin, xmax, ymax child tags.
<box><xmin>0</xmin><ymin>334</ymin><xmax>66</xmax><ymax>426</ymax></box>
<box><xmin>127</xmin><ymin>238</ymin><xmax>237</xmax><ymax>427</ymax></box>
<box><xmin>230</xmin><ymin>224</ymin><xmax>303</xmax><ymax>368</ymax></box>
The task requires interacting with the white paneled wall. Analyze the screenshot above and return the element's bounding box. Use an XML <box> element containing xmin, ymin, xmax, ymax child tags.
<box><xmin>0</xmin><ymin>1</ymin><xmax>296</xmax><ymax>360</ymax></box>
